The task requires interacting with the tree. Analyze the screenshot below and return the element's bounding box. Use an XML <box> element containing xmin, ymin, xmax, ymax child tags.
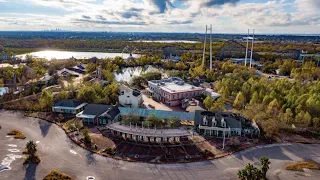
<box><xmin>284</xmin><ymin>108</ymin><xmax>294</xmax><ymax>124</ymax></box>
<box><xmin>24</xmin><ymin>140</ymin><xmax>40</xmax><ymax>164</ymax></box>
<box><xmin>130</xmin><ymin>76</ymin><xmax>147</xmax><ymax>89</ymax></box>
<box><xmin>238</xmin><ymin>163</ymin><xmax>262</xmax><ymax>180</ymax></box>
<box><xmin>145</xmin><ymin>114</ymin><xmax>164</xmax><ymax>127</ymax></box>
<box><xmin>260</xmin><ymin>157</ymin><xmax>270</xmax><ymax>179</ymax></box>
<box><xmin>83</xmin><ymin>128</ymin><xmax>91</xmax><ymax>145</ymax></box>
<box><xmin>204</xmin><ymin>96</ymin><xmax>215</xmax><ymax>110</ymax></box>
<box><xmin>0</xmin><ymin>78</ymin><xmax>3</xmax><ymax>87</ymax></box>
<box><xmin>219</xmin><ymin>87</ymin><xmax>230</xmax><ymax>99</ymax></box>
<box><xmin>86</xmin><ymin>63</ymin><xmax>96</xmax><ymax>74</ymax></box>
<box><xmin>167</xmin><ymin>116</ymin><xmax>181</xmax><ymax>128</ymax></box>
<box><xmin>238</xmin><ymin>157</ymin><xmax>271</xmax><ymax>180</ymax></box>
<box><xmin>56</xmin><ymin>90</ymin><xmax>69</xmax><ymax>100</ymax></box>
<box><xmin>26</xmin><ymin>140</ymin><xmax>37</xmax><ymax>155</ymax></box>
<box><xmin>121</xmin><ymin>113</ymin><xmax>141</xmax><ymax>125</ymax></box>
<box><xmin>210</xmin><ymin>98</ymin><xmax>226</xmax><ymax>111</ymax></box>
<box><xmin>189</xmin><ymin>64</ymin><xmax>205</xmax><ymax>78</ymax></box>
<box><xmin>233</xmin><ymin>92</ymin><xmax>245</xmax><ymax>110</ymax></box>
<box><xmin>77</xmin><ymin>86</ymin><xmax>97</xmax><ymax>103</ymax></box>
<box><xmin>249</xmin><ymin>91</ymin><xmax>260</xmax><ymax>105</ymax></box>
<box><xmin>39</xmin><ymin>90</ymin><xmax>54</xmax><ymax>110</ymax></box>
<box><xmin>102</xmin><ymin>69</ymin><xmax>115</xmax><ymax>82</ymax></box>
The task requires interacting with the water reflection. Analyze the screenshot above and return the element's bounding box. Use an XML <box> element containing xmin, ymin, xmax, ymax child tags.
<box><xmin>17</xmin><ymin>50</ymin><xmax>140</xmax><ymax>60</ymax></box>
<box><xmin>115</xmin><ymin>65</ymin><xmax>166</xmax><ymax>82</ymax></box>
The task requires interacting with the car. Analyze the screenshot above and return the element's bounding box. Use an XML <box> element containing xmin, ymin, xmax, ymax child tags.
<box><xmin>86</xmin><ymin>176</ymin><xmax>95</xmax><ymax>180</ymax></box>
<box><xmin>148</xmin><ymin>104</ymin><xmax>155</xmax><ymax>109</ymax></box>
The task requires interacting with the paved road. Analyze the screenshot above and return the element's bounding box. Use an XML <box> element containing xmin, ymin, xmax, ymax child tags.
<box><xmin>1</xmin><ymin>110</ymin><xmax>320</xmax><ymax>180</ymax></box>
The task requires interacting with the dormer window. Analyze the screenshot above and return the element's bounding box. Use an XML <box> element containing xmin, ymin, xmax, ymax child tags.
<box><xmin>203</xmin><ymin>116</ymin><xmax>208</xmax><ymax>126</ymax></box>
<box><xmin>212</xmin><ymin>117</ymin><xmax>216</xmax><ymax>127</ymax></box>
<box><xmin>221</xmin><ymin>117</ymin><xmax>226</xmax><ymax>128</ymax></box>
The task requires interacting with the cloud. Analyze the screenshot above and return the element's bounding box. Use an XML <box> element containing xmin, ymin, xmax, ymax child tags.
<box><xmin>149</xmin><ymin>0</ymin><xmax>174</xmax><ymax>13</ymax></box>
<box><xmin>168</xmin><ymin>20</ymin><xmax>193</xmax><ymax>24</ymax></box>
<box><xmin>1</xmin><ymin>0</ymin><xmax>320</xmax><ymax>33</ymax></box>
<box><xmin>75</xmin><ymin>19</ymin><xmax>147</xmax><ymax>25</ymax></box>
<box><xmin>202</xmin><ymin>0</ymin><xmax>240</xmax><ymax>7</ymax></box>
<box><xmin>82</xmin><ymin>15</ymin><xmax>91</xmax><ymax>19</ymax></box>
<box><xmin>96</xmin><ymin>15</ymin><xmax>106</xmax><ymax>21</ymax></box>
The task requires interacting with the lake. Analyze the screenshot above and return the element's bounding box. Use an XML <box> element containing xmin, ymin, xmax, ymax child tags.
<box><xmin>17</xmin><ymin>50</ymin><xmax>140</xmax><ymax>60</ymax></box>
<box><xmin>115</xmin><ymin>66</ymin><xmax>167</xmax><ymax>82</ymax></box>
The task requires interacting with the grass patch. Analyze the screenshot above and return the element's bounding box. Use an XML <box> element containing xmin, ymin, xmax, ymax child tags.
<box><xmin>7</xmin><ymin>129</ymin><xmax>26</xmax><ymax>139</ymax></box>
<box><xmin>103</xmin><ymin>147</ymin><xmax>116</xmax><ymax>155</ymax></box>
<box><xmin>23</xmin><ymin>155</ymin><xmax>41</xmax><ymax>164</ymax></box>
<box><xmin>285</xmin><ymin>161</ymin><xmax>319</xmax><ymax>172</ymax></box>
<box><xmin>43</xmin><ymin>170</ymin><xmax>75</xmax><ymax>180</ymax></box>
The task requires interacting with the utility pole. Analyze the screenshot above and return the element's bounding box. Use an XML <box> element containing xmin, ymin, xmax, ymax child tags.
<box><xmin>222</xmin><ymin>130</ymin><xmax>225</xmax><ymax>150</ymax></box>
<box><xmin>209</xmin><ymin>24</ymin><xmax>213</xmax><ymax>71</ymax></box>
<box><xmin>249</xmin><ymin>29</ymin><xmax>255</xmax><ymax>68</ymax></box>
<box><xmin>202</xmin><ymin>25</ymin><xmax>208</xmax><ymax>66</ymax></box>
<box><xmin>245</xmin><ymin>29</ymin><xmax>250</xmax><ymax>67</ymax></box>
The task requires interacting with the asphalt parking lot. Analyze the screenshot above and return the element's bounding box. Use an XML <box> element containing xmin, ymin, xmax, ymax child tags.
<box><xmin>1</xmin><ymin>110</ymin><xmax>320</xmax><ymax>180</ymax></box>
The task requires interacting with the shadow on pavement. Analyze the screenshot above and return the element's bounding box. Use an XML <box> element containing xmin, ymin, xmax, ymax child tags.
<box><xmin>24</xmin><ymin>163</ymin><xmax>38</xmax><ymax>180</ymax></box>
<box><xmin>234</xmin><ymin>146</ymin><xmax>293</xmax><ymax>162</ymax></box>
<box><xmin>86</xmin><ymin>151</ymin><xmax>97</xmax><ymax>165</ymax></box>
<box><xmin>39</xmin><ymin>120</ymin><xmax>52</xmax><ymax>137</ymax></box>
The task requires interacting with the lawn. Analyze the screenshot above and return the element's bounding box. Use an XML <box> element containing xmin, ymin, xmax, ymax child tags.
<box><xmin>285</xmin><ymin>161</ymin><xmax>320</xmax><ymax>172</ymax></box>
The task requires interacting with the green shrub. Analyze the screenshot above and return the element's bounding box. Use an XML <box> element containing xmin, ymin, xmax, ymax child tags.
<box><xmin>7</xmin><ymin>129</ymin><xmax>26</xmax><ymax>139</ymax></box>
<box><xmin>285</xmin><ymin>161</ymin><xmax>319</xmax><ymax>171</ymax></box>
<box><xmin>23</xmin><ymin>155</ymin><xmax>41</xmax><ymax>164</ymax></box>
<box><xmin>103</xmin><ymin>147</ymin><xmax>116</xmax><ymax>155</ymax></box>
<box><xmin>43</xmin><ymin>170</ymin><xmax>75</xmax><ymax>180</ymax></box>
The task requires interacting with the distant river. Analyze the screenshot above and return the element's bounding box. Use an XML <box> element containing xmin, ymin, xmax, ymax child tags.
<box><xmin>17</xmin><ymin>50</ymin><xmax>140</xmax><ymax>60</ymax></box>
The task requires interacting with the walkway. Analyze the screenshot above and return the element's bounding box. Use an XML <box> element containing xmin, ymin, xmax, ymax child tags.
<box><xmin>1</xmin><ymin>110</ymin><xmax>320</xmax><ymax>180</ymax></box>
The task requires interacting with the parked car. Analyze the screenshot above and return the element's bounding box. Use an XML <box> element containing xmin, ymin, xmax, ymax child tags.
<box><xmin>148</xmin><ymin>104</ymin><xmax>155</xmax><ymax>109</ymax></box>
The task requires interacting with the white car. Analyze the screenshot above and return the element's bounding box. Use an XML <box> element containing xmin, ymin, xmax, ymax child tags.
<box><xmin>86</xmin><ymin>176</ymin><xmax>95</xmax><ymax>180</ymax></box>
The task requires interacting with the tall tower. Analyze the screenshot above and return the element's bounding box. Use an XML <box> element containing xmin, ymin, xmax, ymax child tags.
<box><xmin>245</xmin><ymin>29</ymin><xmax>249</xmax><ymax>67</ymax></box>
<box><xmin>202</xmin><ymin>25</ymin><xmax>207</xmax><ymax>65</ymax></box>
<box><xmin>249</xmin><ymin>29</ymin><xmax>255</xmax><ymax>68</ymax></box>
<box><xmin>209</xmin><ymin>24</ymin><xmax>213</xmax><ymax>71</ymax></box>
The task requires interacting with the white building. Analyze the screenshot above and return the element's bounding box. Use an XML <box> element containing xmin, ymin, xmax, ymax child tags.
<box><xmin>148</xmin><ymin>77</ymin><xmax>204</xmax><ymax>106</ymax></box>
<box><xmin>204</xmin><ymin>88</ymin><xmax>221</xmax><ymax>100</ymax></box>
<box><xmin>119</xmin><ymin>85</ymin><xmax>143</xmax><ymax>108</ymax></box>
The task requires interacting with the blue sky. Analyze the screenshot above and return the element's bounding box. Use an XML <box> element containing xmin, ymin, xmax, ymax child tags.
<box><xmin>0</xmin><ymin>0</ymin><xmax>319</xmax><ymax>33</ymax></box>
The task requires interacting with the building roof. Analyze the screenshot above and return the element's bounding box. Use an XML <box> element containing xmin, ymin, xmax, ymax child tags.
<box><xmin>120</xmin><ymin>85</ymin><xmax>141</xmax><ymax>97</ymax></box>
<box><xmin>150</xmin><ymin>77</ymin><xmax>203</xmax><ymax>93</ymax></box>
<box><xmin>57</xmin><ymin>68</ymin><xmax>80</xmax><ymax>77</ymax></box>
<box><xmin>119</xmin><ymin>107</ymin><xmax>195</xmax><ymax>121</ymax></box>
<box><xmin>100</xmin><ymin>106</ymin><xmax>120</xmax><ymax>119</ymax></box>
<box><xmin>53</xmin><ymin>99</ymin><xmax>84</xmax><ymax>108</ymax></box>
<box><xmin>194</xmin><ymin>110</ymin><xmax>245</xmax><ymax>129</ymax></box>
<box><xmin>82</xmin><ymin>104</ymin><xmax>112</xmax><ymax>116</ymax></box>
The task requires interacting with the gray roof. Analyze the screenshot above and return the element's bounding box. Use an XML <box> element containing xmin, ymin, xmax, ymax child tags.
<box><xmin>53</xmin><ymin>99</ymin><xmax>84</xmax><ymax>108</ymax></box>
<box><xmin>83</xmin><ymin>104</ymin><xmax>120</xmax><ymax>119</ymax></box>
<box><xmin>194</xmin><ymin>110</ymin><xmax>242</xmax><ymax>129</ymax></box>
<box><xmin>82</xmin><ymin>104</ymin><xmax>111</xmax><ymax>116</ymax></box>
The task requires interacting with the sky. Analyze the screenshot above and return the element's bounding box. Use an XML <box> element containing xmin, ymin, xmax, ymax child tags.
<box><xmin>0</xmin><ymin>0</ymin><xmax>319</xmax><ymax>34</ymax></box>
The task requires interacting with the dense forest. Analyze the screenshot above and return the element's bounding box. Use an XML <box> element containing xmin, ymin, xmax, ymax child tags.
<box><xmin>1</xmin><ymin>38</ymin><xmax>319</xmax><ymax>56</ymax></box>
